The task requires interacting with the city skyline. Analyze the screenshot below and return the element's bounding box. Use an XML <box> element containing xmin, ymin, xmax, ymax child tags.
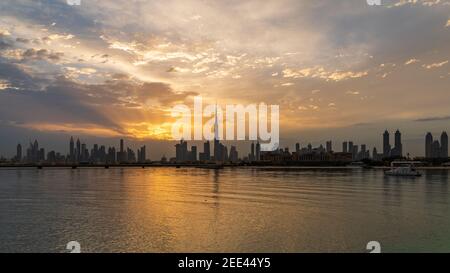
<box><xmin>3</xmin><ymin>129</ymin><xmax>449</xmax><ymax>163</ymax></box>
<box><xmin>1</xmin><ymin>1</ymin><xmax>450</xmax><ymax>158</ymax></box>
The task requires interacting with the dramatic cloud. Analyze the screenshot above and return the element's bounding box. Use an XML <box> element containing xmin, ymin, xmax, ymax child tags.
<box><xmin>0</xmin><ymin>0</ymin><xmax>450</xmax><ymax>157</ymax></box>
<box><xmin>0</xmin><ymin>61</ymin><xmax>197</xmax><ymax>139</ymax></box>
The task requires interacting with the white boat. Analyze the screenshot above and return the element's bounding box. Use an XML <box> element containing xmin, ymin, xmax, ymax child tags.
<box><xmin>385</xmin><ymin>162</ymin><xmax>422</xmax><ymax>177</ymax></box>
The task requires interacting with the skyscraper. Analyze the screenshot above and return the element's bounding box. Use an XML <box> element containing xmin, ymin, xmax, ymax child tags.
<box><xmin>76</xmin><ymin>138</ymin><xmax>81</xmax><ymax>162</ymax></box>
<box><xmin>352</xmin><ymin>145</ymin><xmax>359</xmax><ymax>160</ymax></box>
<box><xmin>431</xmin><ymin>141</ymin><xmax>441</xmax><ymax>159</ymax></box>
<box><xmin>425</xmin><ymin>132</ymin><xmax>433</xmax><ymax>158</ymax></box>
<box><xmin>119</xmin><ymin>139</ymin><xmax>124</xmax><ymax>162</ymax></box>
<box><xmin>204</xmin><ymin>141</ymin><xmax>210</xmax><ymax>161</ymax></box>
<box><xmin>295</xmin><ymin>143</ymin><xmax>300</xmax><ymax>153</ymax></box>
<box><xmin>70</xmin><ymin>137</ymin><xmax>75</xmax><ymax>162</ymax></box>
<box><xmin>441</xmin><ymin>132</ymin><xmax>448</xmax><ymax>158</ymax></box>
<box><xmin>137</xmin><ymin>145</ymin><xmax>146</xmax><ymax>163</ymax></box>
<box><xmin>213</xmin><ymin>104</ymin><xmax>222</xmax><ymax>161</ymax></box>
<box><xmin>326</xmin><ymin>141</ymin><xmax>332</xmax><ymax>153</ymax></box>
<box><xmin>250</xmin><ymin>142</ymin><xmax>255</xmax><ymax>161</ymax></box>
<box><xmin>16</xmin><ymin>144</ymin><xmax>22</xmax><ymax>162</ymax></box>
<box><xmin>256</xmin><ymin>141</ymin><xmax>261</xmax><ymax>161</ymax></box>
<box><xmin>343</xmin><ymin>141</ymin><xmax>348</xmax><ymax>153</ymax></box>
<box><xmin>191</xmin><ymin>146</ymin><xmax>197</xmax><ymax>161</ymax></box>
<box><xmin>392</xmin><ymin>129</ymin><xmax>403</xmax><ymax>157</ymax></box>
<box><xmin>383</xmin><ymin>130</ymin><xmax>391</xmax><ymax>157</ymax></box>
<box><xmin>229</xmin><ymin>146</ymin><xmax>238</xmax><ymax>163</ymax></box>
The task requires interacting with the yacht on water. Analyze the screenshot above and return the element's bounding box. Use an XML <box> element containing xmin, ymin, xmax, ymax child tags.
<box><xmin>384</xmin><ymin>161</ymin><xmax>422</xmax><ymax>177</ymax></box>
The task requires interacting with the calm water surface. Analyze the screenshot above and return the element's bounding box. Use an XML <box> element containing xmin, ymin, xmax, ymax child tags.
<box><xmin>0</xmin><ymin>167</ymin><xmax>449</xmax><ymax>253</ymax></box>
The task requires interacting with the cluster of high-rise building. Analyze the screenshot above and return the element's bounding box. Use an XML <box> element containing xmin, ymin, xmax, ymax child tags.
<box><xmin>174</xmin><ymin>139</ymin><xmax>246</xmax><ymax>163</ymax></box>
<box><xmin>262</xmin><ymin>141</ymin><xmax>353</xmax><ymax>163</ymax></box>
<box><xmin>425</xmin><ymin>132</ymin><xmax>448</xmax><ymax>159</ymax></box>
<box><xmin>5</xmin><ymin>129</ymin><xmax>449</xmax><ymax>165</ymax></box>
<box><xmin>342</xmin><ymin>141</ymin><xmax>372</xmax><ymax>161</ymax></box>
<box><xmin>382</xmin><ymin>130</ymin><xmax>403</xmax><ymax>158</ymax></box>
<box><xmin>13</xmin><ymin>138</ymin><xmax>147</xmax><ymax>164</ymax></box>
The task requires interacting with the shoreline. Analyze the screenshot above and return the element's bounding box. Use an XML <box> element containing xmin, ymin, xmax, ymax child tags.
<box><xmin>1</xmin><ymin>164</ymin><xmax>450</xmax><ymax>170</ymax></box>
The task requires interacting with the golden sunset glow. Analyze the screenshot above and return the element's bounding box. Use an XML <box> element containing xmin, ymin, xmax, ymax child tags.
<box><xmin>0</xmin><ymin>0</ymin><xmax>450</xmax><ymax>157</ymax></box>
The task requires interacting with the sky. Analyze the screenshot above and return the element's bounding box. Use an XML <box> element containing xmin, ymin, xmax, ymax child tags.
<box><xmin>0</xmin><ymin>0</ymin><xmax>450</xmax><ymax>159</ymax></box>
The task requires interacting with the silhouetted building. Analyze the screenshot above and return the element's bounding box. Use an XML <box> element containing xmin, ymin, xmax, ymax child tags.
<box><xmin>26</xmin><ymin>140</ymin><xmax>40</xmax><ymax>163</ymax></box>
<box><xmin>127</xmin><ymin>147</ymin><xmax>136</xmax><ymax>163</ymax></box>
<box><xmin>441</xmin><ymin>132</ymin><xmax>448</xmax><ymax>158</ymax></box>
<box><xmin>391</xmin><ymin>129</ymin><xmax>403</xmax><ymax>157</ymax></box>
<box><xmin>383</xmin><ymin>130</ymin><xmax>391</xmax><ymax>157</ymax></box>
<box><xmin>107</xmin><ymin>147</ymin><xmax>116</xmax><ymax>163</ymax></box>
<box><xmin>348</xmin><ymin>142</ymin><xmax>354</xmax><ymax>157</ymax></box>
<box><xmin>118</xmin><ymin>139</ymin><xmax>125</xmax><ymax>162</ymax></box>
<box><xmin>16</xmin><ymin>144</ymin><xmax>22</xmax><ymax>162</ymax></box>
<box><xmin>256</xmin><ymin>141</ymin><xmax>261</xmax><ymax>161</ymax></box>
<box><xmin>70</xmin><ymin>137</ymin><xmax>75</xmax><ymax>162</ymax></box>
<box><xmin>342</xmin><ymin>141</ymin><xmax>348</xmax><ymax>153</ymax></box>
<box><xmin>76</xmin><ymin>139</ymin><xmax>81</xmax><ymax>162</ymax></box>
<box><xmin>137</xmin><ymin>145</ymin><xmax>146</xmax><ymax>163</ymax></box>
<box><xmin>352</xmin><ymin>145</ymin><xmax>359</xmax><ymax>160</ymax></box>
<box><xmin>175</xmin><ymin>140</ymin><xmax>188</xmax><ymax>162</ymax></box>
<box><xmin>199</xmin><ymin>141</ymin><xmax>211</xmax><ymax>161</ymax></box>
<box><xmin>426</xmin><ymin>132</ymin><xmax>449</xmax><ymax>159</ymax></box>
<box><xmin>250</xmin><ymin>142</ymin><xmax>255</xmax><ymax>161</ymax></box>
<box><xmin>431</xmin><ymin>141</ymin><xmax>441</xmax><ymax>159</ymax></box>
<box><xmin>326</xmin><ymin>141</ymin><xmax>332</xmax><ymax>153</ymax></box>
<box><xmin>426</xmin><ymin>132</ymin><xmax>433</xmax><ymax>158</ymax></box>
<box><xmin>204</xmin><ymin>141</ymin><xmax>210</xmax><ymax>160</ymax></box>
<box><xmin>372</xmin><ymin>147</ymin><xmax>383</xmax><ymax>161</ymax></box>
<box><xmin>190</xmin><ymin>146</ymin><xmax>197</xmax><ymax>161</ymax></box>
<box><xmin>229</xmin><ymin>146</ymin><xmax>238</xmax><ymax>163</ymax></box>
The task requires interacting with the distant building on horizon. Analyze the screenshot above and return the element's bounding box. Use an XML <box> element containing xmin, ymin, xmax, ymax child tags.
<box><xmin>425</xmin><ymin>132</ymin><xmax>448</xmax><ymax>159</ymax></box>
<box><xmin>382</xmin><ymin>129</ymin><xmax>403</xmax><ymax>158</ymax></box>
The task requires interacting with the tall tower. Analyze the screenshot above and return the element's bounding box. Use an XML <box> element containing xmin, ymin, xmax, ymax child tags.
<box><xmin>250</xmin><ymin>142</ymin><xmax>255</xmax><ymax>161</ymax></box>
<box><xmin>394</xmin><ymin>129</ymin><xmax>403</xmax><ymax>157</ymax></box>
<box><xmin>441</xmin><ymin>132</ymin><xmax>448</xmax><ymax>158</ymax></box>
<box><xmin>425</xmin><ymin>132</ymin><xmax>433</xmax><ymax>158</ymax></box>
<box><xmin>343</xmin><ymin>142</ymin><xmax>348</xmax><ymax>153</ymax></box>
<box><xmin>213</xmin><ymin>104</ymin><xmax>221</xmax><ymax>161</ymax></box>
<box><xmin>383</xmin><ymin>130</ymin><xmax>391</xmax><ymax>157</ymax></box>
<box><xmin>70</xmin><ymin>137</ymin><xmax>75</xmax><ymax>162</ymax></box>
<box><xmin>256</xmin><ymin>141</ymin><xmax>261</xmax><ymax>161</ymax></box>
<box><xmin>214</xmin><ymin>103</ymin><xmax>219</xmax><ymax>141</ymax></box>
<box><xmin>76</xmin><ymin>139</ymin><xmax>81</xmax><ymax>162</ymax></box>
<box><xmin>326</xmin><ymin>141</ymin><xmax>332</xmax><ymax>153</ymax></box>
<box><xmin>16</xmin><ymin>144</ymin><xmax>22</xmax><ymax>162</ymax></box>
<box><xmin>204</xmin><ymin>141</ymin><xmax>210</xmax><ymax>161</ymax></box>
<box><xmin>120</xmin><ymin>139</ymin><xmax>124</xmax><ymax>162</ymax></box>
